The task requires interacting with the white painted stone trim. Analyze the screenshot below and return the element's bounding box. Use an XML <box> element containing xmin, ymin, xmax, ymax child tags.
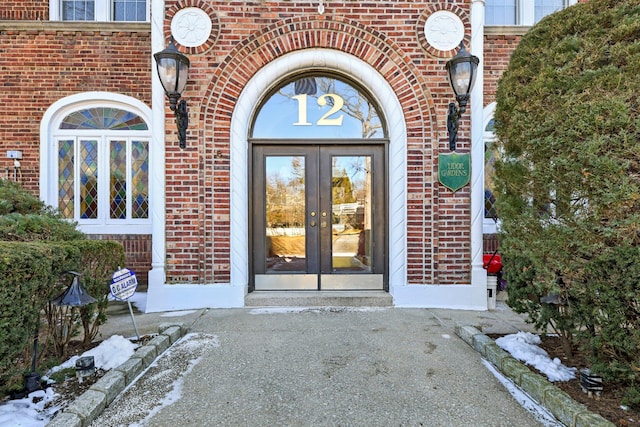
<box><xmin>230</xmin><ymin>48</ymin><xmax>408</xmax><ymax>302</ymax></box>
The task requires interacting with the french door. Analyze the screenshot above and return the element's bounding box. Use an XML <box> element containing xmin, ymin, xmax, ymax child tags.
<box><xmin>251</xmin><ymin>144</ymin><xmax>386</xmax><ymax>290</ymax></box>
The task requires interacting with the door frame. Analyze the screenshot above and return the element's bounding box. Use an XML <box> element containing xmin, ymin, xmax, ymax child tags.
<box><xmin>249</xmin><ymin>139</ymin><xmax>389</xmax><ymax>292</ymax></box>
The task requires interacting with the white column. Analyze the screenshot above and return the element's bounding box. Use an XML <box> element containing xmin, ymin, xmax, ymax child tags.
<box><xmin>470</xmin><ymin>0</ymin><xmax>487</xmax><ymax>307</ymax></box>
<box><xmin>147</xmin><ymin>0</ymin><xmax>167</xmax><ymax>307</ymax></box>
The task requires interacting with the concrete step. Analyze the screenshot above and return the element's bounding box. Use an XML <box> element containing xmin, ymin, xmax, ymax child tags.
<box><xmin>245</xmin><ymin>291</ymin><xmax>393</xmax><ymax>307</ymax></box>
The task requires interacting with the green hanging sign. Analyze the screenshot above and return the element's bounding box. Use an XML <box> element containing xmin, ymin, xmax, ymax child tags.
<box><xmin>438</xmin><ymin>152</ymin><xmax>470</xmax><ymax>192</ymax></box>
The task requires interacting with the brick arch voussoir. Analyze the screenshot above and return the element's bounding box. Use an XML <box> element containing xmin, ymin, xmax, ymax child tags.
<box><xmin>202</xmin><ymin>15</ymin><xmax>436</xmax><ymax>145</ymax></box>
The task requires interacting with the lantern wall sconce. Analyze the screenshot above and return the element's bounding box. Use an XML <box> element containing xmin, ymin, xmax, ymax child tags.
<box><xmin>154</xmin><ymin>37</ymin><xmax>191</xmax><ymax>149</ymax></box>
<box><xmin>445</xmin><ymin>42</ymin><xmax>479</xmax><ymax>151</ymax></box>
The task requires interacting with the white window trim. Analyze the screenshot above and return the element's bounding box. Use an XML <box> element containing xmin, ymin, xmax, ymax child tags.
<box><xmin>40</xmin><ymin>92</ymin><xmax>153</xmax><ymax>235</ymax></box>
<box><xmin>483</xmin><ymin>102</ymin><xmax>500</xmax><ymax>235</ymax></box>
<box><xmin>50</xmin><ymin>0</ymin><xmax>149</xmax><ymax>22</ymax></box>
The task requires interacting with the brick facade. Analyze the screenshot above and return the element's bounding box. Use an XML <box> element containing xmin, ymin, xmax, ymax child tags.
<box><xmin>161</xmin><ymin>0</ymin><xmax>477</xmax><ymax>286</ymax></box>
<box><xmin>0</xmin><ymin>0</ymin><xmax>559</xmax><ymax>305</ymax></box>
<box><xmin>0</xmin><ymin>16</ymin><xmax>151</xmax><ymax>281</ymax></box>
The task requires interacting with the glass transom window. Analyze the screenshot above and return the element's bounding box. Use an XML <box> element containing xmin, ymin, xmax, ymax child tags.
<box><xmin>252</xmin><ymin>75</ymin><xmax>386</xmax><ymax>139</ymax></box>
<box><xmin>55</xmin><ymin>107</ymin><xmax>150</xmax><ymax>232</ymax></box>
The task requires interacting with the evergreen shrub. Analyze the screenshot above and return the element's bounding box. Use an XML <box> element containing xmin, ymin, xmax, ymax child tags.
<box><xmin>494</xmin><ymin>0</ymin><xmax>640</xmax><ymax>407</ymax></box>
<box><xmin>0</xmin><ymin>181</ymin><xmax>125</xmax><ymax>392</ymax></box>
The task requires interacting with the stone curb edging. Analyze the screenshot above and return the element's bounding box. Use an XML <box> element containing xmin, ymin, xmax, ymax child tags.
<box><xmin>45</xmin><ymin>322</ymin><xmax>188</xmax><ymax>427</ymax></box>
<box><xmin>455</xmin><ymin>325</ymin><xmax>615</xmax><ymax>427</ymax></box>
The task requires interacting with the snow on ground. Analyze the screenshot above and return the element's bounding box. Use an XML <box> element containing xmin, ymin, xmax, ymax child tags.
<box><xmin>482</xmin><ymin>360</ymin><xmax>565</xmax><ymax>427</ymax></box>
<box><xmin>495</xmin><ymin>332</ymin><xmax>577</xmax><ymax>382</ymax></box>
<box><xmin>0</xmin><ymin>298</ymin><xmax>205</xmax><ymax>427</ymax></box>
<box><xmin>0</xmin><ymin>335</ymin><xmax>138</xmax><ymax>427</ymax></box>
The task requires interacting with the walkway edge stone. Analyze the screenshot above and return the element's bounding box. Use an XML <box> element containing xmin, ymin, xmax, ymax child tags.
<box><xmin>454</xmin><ymin>325</ymin><xmax>615</xmax><ymax>427</ymax></box>
<box><xmin>46</xmin><ymin>322</ymin><xmax>187</xmax><ymax>427</ymax></box>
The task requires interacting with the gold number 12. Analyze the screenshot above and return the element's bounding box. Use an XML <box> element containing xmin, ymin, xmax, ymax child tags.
<box><xmin>292</xmin><ymin>94</ymin><xmax>344</xmax><ymax>126</ymax></box>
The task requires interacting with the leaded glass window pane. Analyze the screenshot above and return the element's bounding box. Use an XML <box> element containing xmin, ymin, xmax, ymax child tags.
<box><xmin>114</xmin><ymin>0</ymin><xmax>146</xmax><ymax>21</ymax></box>
<box><xmin>131</xmin><ymin>140</ymin><xmax>149</xmax><ymax>219</ymax></box>
<box><xmin>58</xmin><ymin>139</ymin><xmax>75</xmax><ymax>218</ymax></box>
<box><xmin>62</xmin><ymin>0</ymin><xmax>95</xmax><ymax>21</ymax></box>
<box><xmin>110</xmin><ymin>140</ymin><xmax>127</xmax><ymax>219</ymax></box>
<box><xmin>60</xmin><ymin>108</ymin><xmax>148</xmax><ymax>130</ymax></box>
<box><xmin>80</xmin><ymin>140</ymin><xmax>99</xmax><ymax>219</ymax></box>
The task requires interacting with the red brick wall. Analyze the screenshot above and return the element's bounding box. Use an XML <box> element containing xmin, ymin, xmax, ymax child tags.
<box><xmin>87</xmin><ymin>234</ymin><xmax>152</xmax><ymax>289</ymax></box>
<box><xmin>0</xmin><ymin>19</ymin><xmax>152</xmax><ymax>278</ymax></box>
<box><xmin>0</xmin><ymin>2</ymin><xmax>48</xmax><ymax>20</ymax></box>
<box><xmin>160</xmin><ymin>1</ymin><xmax>475</xmax><ymax>285</ymax></box>
<box><xmin>1</xmin><ymin>1</ymin><xmax>525</xmax><ymax>289</ymax></box>
<box><xmin>483</xmin><ymin>30</ymin><xmax>524</xmax><ymax>107</ymax></box>
<box><xmin>0</xmin><ymin>23</ymin><xmax>151</xmax><ymax>191</ymax></box>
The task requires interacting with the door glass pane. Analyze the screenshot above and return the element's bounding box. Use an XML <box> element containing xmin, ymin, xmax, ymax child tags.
<box><xmin>331</xmin><ymin>156</ymin><xmax>372</xmax><ymax>272</ymax></box>
<box><xmin>265</xmin><ymin>156</ymin><xmax>306</xmax><ymax>273</ymax></box>
<box><xmin>253</xmin><ymin>75</ymin><xmax>384</xmax><ymax>139</ymax></box>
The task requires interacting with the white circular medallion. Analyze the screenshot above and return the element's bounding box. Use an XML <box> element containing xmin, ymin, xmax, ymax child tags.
<box><xmin>171</xmin><ymin>7</ymin><xmax>213</xmax><ymax>48</ymax></box>
<box><xmin>424</xmin><ymin>11</ymin><xmax>464</xmax><ymax>52</ymax></box>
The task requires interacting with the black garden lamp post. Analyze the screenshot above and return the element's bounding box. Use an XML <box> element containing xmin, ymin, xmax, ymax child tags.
<box><xmin>21</xmin><ymin>272</ymin><xmax>96</xmax><ymax>396</ymax></box>
<box><xmin>445</xmin><ymin>41</ymin><xmax>479</xmax><ymax>151</ymax></box>
<box><xmin>154</xmin><ymin>37</ymin><xmax>191</xmax><ymax>149</ymax></box>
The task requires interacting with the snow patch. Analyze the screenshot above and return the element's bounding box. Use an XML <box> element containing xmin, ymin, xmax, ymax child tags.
<box><xmin>495</xmin><ymin>332</ymin><xmax>577</xmax><ymax>382</ymax></box>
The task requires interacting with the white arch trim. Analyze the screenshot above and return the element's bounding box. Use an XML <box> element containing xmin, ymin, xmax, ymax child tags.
<box><xmin>231</xmin><ymin>49</ymin><xmax>407</xmax><ymax>299</ymax></box>
<box><xmin>39</xmin><ymin>92</ymin><xmax>152</xmax><ymax>231</ymax></box>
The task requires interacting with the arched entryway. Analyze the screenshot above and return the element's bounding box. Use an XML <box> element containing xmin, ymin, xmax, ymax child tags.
<box><xmin>229</xmin><ymin>49</ymin><xmax>408</xmax><ymax>298</ymax></box>
<box><xmin>249</xmin><ymin>74</ymin><xmax>388</xmax><ymax>291</ymax></box>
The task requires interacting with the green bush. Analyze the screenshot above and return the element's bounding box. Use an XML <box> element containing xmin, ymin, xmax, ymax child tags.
<box><xmin>0</xmin><ymin>213</ymin><xmax>85</xmax><ymax>241</ymax></box>
<box><xmin>494</xmin><ymin>0</ymin><xmax>640</xmax><ymax>407</ymax></box>
<box><xmin>0</xmin><ymin>180</ymin><xmax>46</xmax><ymax>215</ymax></box>
<box><xmin>0</xmin><ymin>182</ymin><xmax>125</xmax><ymax>393</ymax></box>
<box><xmin>0</xmin><ymin>242</ymin><xmax>78</xmax><ymax>390</ymax></box>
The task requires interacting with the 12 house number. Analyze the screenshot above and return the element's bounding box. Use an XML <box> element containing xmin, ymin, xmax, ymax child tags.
<box><xmin>292</xmin><ymin>93</ymin><xmax>344</xmax><ymax>126</ymax></box>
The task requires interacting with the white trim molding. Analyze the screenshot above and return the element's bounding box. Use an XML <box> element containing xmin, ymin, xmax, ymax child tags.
<box><xmin>39</xmin><ymin>91</ymin><xmax>153</xmax><ymax>235</ymax></box>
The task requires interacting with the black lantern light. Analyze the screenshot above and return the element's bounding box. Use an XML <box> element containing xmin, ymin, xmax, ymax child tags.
<box><xmin>18</xmin><ymin>272</ymin><xmax>96</xmax><ymax>397</ymax></box>
<box><xmin>154</xmin><ymin>37</ymin><xmax>190</xmax><ymax>149</ymax></box>
<box><xmin>445</xmin><ymin>41</ymin><xmax>479</xmax><ymax>151</ymax></box>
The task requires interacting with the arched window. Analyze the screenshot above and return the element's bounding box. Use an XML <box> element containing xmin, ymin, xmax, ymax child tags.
<box><xmin>252</xmin><ymin>74</ymin><xmax>386</xmax><ymax>140</ymax></box>
<box><xmin>42</xmin><ymin>94</ymin><xmax>152</xmax><ymax>234</ymax></box>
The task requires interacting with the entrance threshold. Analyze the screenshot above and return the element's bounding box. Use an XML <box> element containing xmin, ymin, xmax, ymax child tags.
<box><xmin>245</xmin><ymin>291</ymin><xmax>392</xmax><ymax>308</ymax></box>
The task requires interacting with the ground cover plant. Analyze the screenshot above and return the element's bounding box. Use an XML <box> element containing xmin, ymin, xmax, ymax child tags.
<box><xmin>493</xmin><ymin>0</ymin><xmax>640</xmax><ymax>409</ymax></box>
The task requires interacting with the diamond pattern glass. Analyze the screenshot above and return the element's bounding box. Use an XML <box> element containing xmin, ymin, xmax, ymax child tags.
<box><xmin>58</xmin><ymin>139</ymin><xmax>75</xmax><ymax>218</ymax></box>
<box><xmin>131</xmin><ymin>140</ymin><xmax>149</xmax><ymax>219</ymax></box>
<box><xmin>80</xmin><ymin>140</ymin><xmax>98</xmax><ymax>219</ymax></box>
<box><xmin>110</xmin><ymin>140</ymin><xmax>127</xmax><ymax>219</ymax></box>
